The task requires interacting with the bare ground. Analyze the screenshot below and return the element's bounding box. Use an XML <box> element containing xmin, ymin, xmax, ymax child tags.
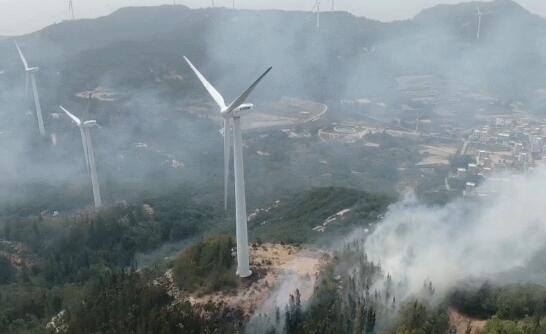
<box><xmin>448</xmin><ymin>307</ymin><xmax>487</xmax><ymax>334</ymax></box>
<box><xmin>164</xmin><ymin>243</ymin><xmax>323</xmax><ymax>318</ymax></box>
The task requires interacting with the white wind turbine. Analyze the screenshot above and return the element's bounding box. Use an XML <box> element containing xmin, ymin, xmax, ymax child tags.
<box><xmin>184</xmin><ymin>56</ymin><xmax>271</xmax><ymax>278</ymax></box>
<box><xmin>476</xmin><ymin>6</ymin><xmax>482</xmax><ymax>40</ymax></box>
<box><xmin>331</xmin><ymin>0</ymin><xmax>335</xmax><ymax>11</ymax></box>
<box><xmin>312</xmin><ymin>0</ymin><xmax>321</xmax><ymax>30</ymax></box>
<box><xmin>15</xmin><ymin>42</ymin><xmax>46</xmax><ymax>137</ymax></box>
<box><xmin>60</xmin><ymin>106</ymin><xmax>102</xmax><ymax>208</ymax></box>
<box><xmin>68</xmin><ymin>0</ymin><xmax>75</xmax><ymax>20</ymax></box>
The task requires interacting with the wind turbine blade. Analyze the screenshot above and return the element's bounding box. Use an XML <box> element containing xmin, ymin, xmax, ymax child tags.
<box><xmin>223</xmin><ymin>118</ymin><xmax>232</xmax><ymax>211</ymax></box>
<box><xmin>183</xmin><ymin>56</ymin><xmax>226</xmax><ymax>109</ymax></box>
<box><xmin>226</xmin><ymin>67</ymin><xmax>272</xmax><ymax>113</ymax></box>
<box><xmin>59</xmin><ymin>105</ymin><xmax>82</xmax><ymax>126</ymax></box>
<box><xmin>14</xmin><ymin>42</ymin><xmax>29</xmax><ymax>70</ymax></box>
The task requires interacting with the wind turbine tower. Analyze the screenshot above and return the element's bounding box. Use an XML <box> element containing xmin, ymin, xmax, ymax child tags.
<box><xmin>184</xmin><ymin>57</ymin><xmax>272</xmax><ymax>278</ymax></box>
<box><xmin>60</xmin><ymin>106</ymin><xmax>102</xmax><ymax>208</ymax></box>
<box><xmin>476</xmin><ymin>6</ymin><xmax>482</xmax><ymax>40</ymax></box>
<box><xmin>331</xmin><ymin>0</ymin><xmax>334</xmax><ymax>11</ymax></box>
<box><xmin>15</xmin><ymin>42</ymin><xmax>46</xmax><ymax>137</ymax></box>
<box><xmin>68</xmin><ymin>0</ymin><xmax>75</xmax><ymax>20</ymax></box>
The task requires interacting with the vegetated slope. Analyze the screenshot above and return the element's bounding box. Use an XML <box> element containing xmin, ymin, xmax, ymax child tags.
<box><xmin>412</xmin><ymin>0</ymin><xmax>546</xmax><ymax>98</ymax></box>
<box><xmin>449</xmin><ymin>282</ymin><xmax>546</xmax><ymax>320</ymax></box>
<box><xmin>257</xmin><ymin>247</ymin><xmax>546</xmax><ymax>334</ymax></box>
<box><xmin>63</xmin><ymin>269</ymin><xmax>242</xmax><ymax>334</ymax></box>
<box><xmin>3</xmin><ymin>0</ymin><xmax>546</xmax><ymax>103</ymax></box>
<box><xmin>248</xmin><ymin>187</ymin><xmax>394</xmax><ymax>243</ymax></box>
<box><xmin>172</xmin><ymin>235</ymin><xmax>237</xmax><ymax>294</ymax></box>
<box><xmin>0</xmin><ymin>188</ymin><xmax>229</xmax><ymax>332</ymax></box>
<box><xmin>0</xmin><ymin>5</ymin><xmax>390</xmax><ymax>102</ymax></box>
<box><xmin>0</xmin><ymin>188</ymin><xmax>218</xmax><ymax>283</ymax></box>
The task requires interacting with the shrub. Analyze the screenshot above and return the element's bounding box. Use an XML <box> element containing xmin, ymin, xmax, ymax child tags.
<box><xmin>172</xmin><ymin>235</ymin><xmax>237</xmax><ymax>293</ymax></box>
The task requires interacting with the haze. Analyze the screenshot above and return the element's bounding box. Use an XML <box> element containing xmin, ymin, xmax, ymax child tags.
<box><xmin>2</xmin><ymin>0</ymin><xmax>546</xmax><ymax>35</ymax></box>
<box><xmin>4</xmin><ymin>0</ymin><xmax>546</xmax><ymax>331</ymax></box>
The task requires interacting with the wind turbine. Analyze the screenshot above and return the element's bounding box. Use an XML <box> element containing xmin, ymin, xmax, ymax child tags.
<box><xmin>15</xmin><ymin>42</ymin><xmax>46</xmax><ymax>137</ymax></box>
<box><xmin>331</xmin><ymin>0</ymin><xmax>335</xmax><ymax>11</ymax></box>
<box><xmin>476</xmin><ymin>6</ymin><xmax>482</xmax><ymax>40</ymax></box>
<box><xmin>184</xmin><ymin>56</ymin><xmax>272</xmax><ymax>278</ymax></box>
<box><xmin>68</xmin><ymin>0</ymin><xmax>75</xmax><ymax>20</ymax></box>
<box><xmin>211</xmin><ymin>0</ymin><xmax>215</xmax><ymax>7</ymax></box>
<box><xmin>312</xmin><ymin>0</ymin><xmax>321</xmax><ymax>30</ymax></box>
<box><xmin>60</xmin><ymin>106</ymin><xmax>102</xmax><ymax>208</ymax></box>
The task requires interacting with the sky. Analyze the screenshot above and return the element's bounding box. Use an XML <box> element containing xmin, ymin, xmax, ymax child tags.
<box><xmin>1</xmin><ymin>0</ymin><xmax>546</xmax><ymax>36</ymax></box>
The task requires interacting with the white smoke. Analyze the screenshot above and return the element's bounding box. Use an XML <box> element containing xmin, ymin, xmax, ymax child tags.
<box><xmin>362</xmin><ymin>168</ymin><xmax>546</xmax><ymax>299</ymax></box>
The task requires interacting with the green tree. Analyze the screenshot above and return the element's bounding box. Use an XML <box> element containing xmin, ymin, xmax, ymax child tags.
<box><xmin>0</xmin><ymin>256</ymin><xmax>15</xmax><ymax>284</ymax></box>
<box><xmin>172</xmin><ymin>235</ymin><xmax>237</xmax><ymax>293</ymax></box>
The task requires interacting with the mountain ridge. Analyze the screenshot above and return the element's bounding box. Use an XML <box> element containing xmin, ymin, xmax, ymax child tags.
<box><xmin>2</xmin><ymin>0</ymin><xmax>546</xmax><ymax>106</ymax></box>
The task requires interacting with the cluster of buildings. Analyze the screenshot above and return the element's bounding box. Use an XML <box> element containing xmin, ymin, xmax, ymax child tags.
<box><xmin>468</xmin><ymin>115</ymin><xmax>546</xmax><ymax>170</ymax></box>
<box><xmin>451</xmin><ymin>115</ymin><xmax>546</xmax><ymax>197</ymax></box>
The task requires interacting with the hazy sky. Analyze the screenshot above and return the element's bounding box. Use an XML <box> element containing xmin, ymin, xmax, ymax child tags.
<box><xmin>1</xmin><ymin>0</ymin><xmax>546</xmax><ymax>36</ymax></box>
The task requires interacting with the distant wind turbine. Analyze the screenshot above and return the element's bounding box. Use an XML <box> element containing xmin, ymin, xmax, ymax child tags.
<box><xmin>211</xmin><ymin>0</ymin><xmax>215</xmax><ymax>7</ymax></box>
<box><xmin>476</xmin><ymin>6</ymin><xmax>482</xmax><ymax>40</ymax></box>
<box><xmin>60</xmin><ymin>106</ymin><xmax>102</xmax><ymax>208</ymax></box>
<box><xmin>184</xmin><ymin>56</ymin><xmax>272</xmax><ymax>278</ymax></box>
<box><xmin>68</xmin><ymin>0</ymin><xmax>75</xmax><ymax>20</ymax></box>
<box><xmin>15</xmin><ymin>42</ymin><xmax>46</xmax><ymax>137</ymax></box>
<box><xmin>331</xmin><ymin>0</ymin><xmax>335</xmax><ymax>11</ymax></box>
<box><xmin>312</xmin><ymin>0</ymin><xmax>321</xmax><ymax>30</ymax></box>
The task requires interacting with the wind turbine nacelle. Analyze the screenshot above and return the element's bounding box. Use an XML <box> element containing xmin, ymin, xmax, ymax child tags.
<box><xmin>26</xmin><ymin>67</ymin><xmax>40</xmax><ymax>73</ymax></box>
<box><xmin>233</xmin><ymin>103</ymin><xmax>254</xmax><ymax>114</ymax></box>
<box><xmin>83</xmin><ymin>120</ymin><xmax>98</xmax><ymax>127</ymax></box>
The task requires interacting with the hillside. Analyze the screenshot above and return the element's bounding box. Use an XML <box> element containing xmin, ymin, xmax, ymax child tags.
<box><xmin>2</xmin><ymin>1</ymin><xmax>546</xmax><ymax>333</ymax></box>
<box><xmin>2</xmin><ymin>0</ymin><xmax>546</xmax><ymax>103</ymax></box>
<box><xmin>248</xmin><ymin>187</ymin><xmax>394</xmax><ymax>243</ymax></box>
<box><xmin>2</xmin><ymin>1</ymin><xmax>545</xmax><ymax>207</ymax></box>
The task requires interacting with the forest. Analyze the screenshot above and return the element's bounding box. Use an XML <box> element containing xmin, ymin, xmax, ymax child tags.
<box><xmin>2</xmin><ymin>182</ymin><xmax>545</xmax><ymax>333</ymax></box>
<box><xmin>0</xmin><ymin>187</ymin><xmax>219</xmax><ymax>333</ymax></box>
<box><xmin>0</xmin><ymin>186</ymin><xmax>394</xmax><ymax>333</ymax></box>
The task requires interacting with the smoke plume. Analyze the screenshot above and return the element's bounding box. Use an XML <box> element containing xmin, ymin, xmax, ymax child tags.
<box><xmin>361</xmin><ymin>168</ymin><xmax>546</xmax><ymax>300</ymax></box>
